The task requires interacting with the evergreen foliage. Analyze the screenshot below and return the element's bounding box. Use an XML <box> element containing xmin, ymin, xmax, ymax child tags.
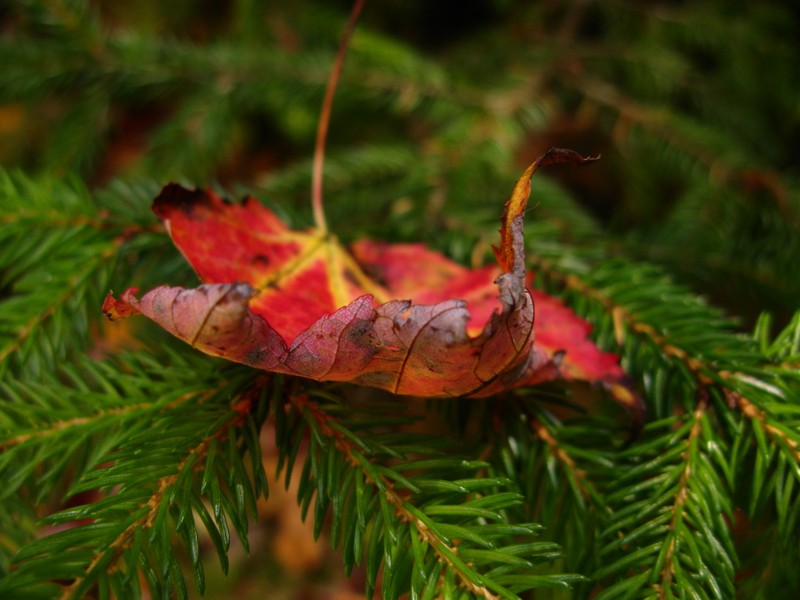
<box><xmin>1</xmin><ymin>1</ymin><xmax>798</xmax><ymax>598</ymax></box>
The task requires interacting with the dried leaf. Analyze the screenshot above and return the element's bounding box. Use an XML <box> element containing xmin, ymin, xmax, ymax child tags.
<box><xmin>104</xmin><ymin>149</ymin><xmax>641</xmax><ymax>422</ymax></box>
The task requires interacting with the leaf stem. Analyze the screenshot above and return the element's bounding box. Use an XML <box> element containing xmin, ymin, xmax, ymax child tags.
<box><xmin>312</xmin><ymin>0</ymin><xmax>365</xmax><ymax>233</ymax></box>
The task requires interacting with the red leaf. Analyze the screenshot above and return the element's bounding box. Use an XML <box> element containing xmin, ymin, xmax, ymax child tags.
<box><xmin>104</xmin><ymin>149</ymin><xmax>642</xmax><ymax>422</ymax></box>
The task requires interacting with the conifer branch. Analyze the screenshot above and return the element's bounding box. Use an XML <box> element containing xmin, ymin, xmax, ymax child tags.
<box><xmin>655</xmin><ymin>396</ymin><xmax>708</xmax><ymax>598</ymax></box>
<box><xmin>57</xmin><ymin>387</ymin><xmax>255</xmax><ymax>600</ymax></box>
<box><xmin>0</xmin><ymin>212</ymin><xmax>106</xmax><ymax>229</ymax></box>
<box><xmin>0</xmin><ymin>243</ymin><xmax>117</xmax><ymax>366</ymax></box>
<box><xmin>529</xmin><ymin>417</ymin><xmax>591</xmax><ymax>502</ymax></box>
<box><xmin>0</xmin><ymin>401</ymin><xmax>151</xmax><ymax>451</ymax></box>
<box><xmin>292</xmin><ymin>392</ymin><xmax>514</xmax><ymax>600</ymax></box>
<box><xmin>735</xmin><ymin>394</ymin><xmax>800</xmax><ymax>465</ymax></box>
<box><xmin>530</xmin><ymin>254</ymin><xmax>765</xmax><ymax>392</ymax></box>
<box><xmin>530</xmin><ymin>254</ymin><xmax>800</xmax><ymax>495</ymax></box>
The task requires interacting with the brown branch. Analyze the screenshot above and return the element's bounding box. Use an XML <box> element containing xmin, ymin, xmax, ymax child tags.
<box><xmin>529</xmin><ymin>418</ymin><xmax>591</xmax><ymax>501</ymax></box>
<box><xmin>734</xmin><ymin>392</ymin><xmax>800</xmax><ymax>465</ymax></box>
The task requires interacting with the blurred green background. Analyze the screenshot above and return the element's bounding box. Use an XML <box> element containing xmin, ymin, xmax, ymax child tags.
<box><xmin>2</xmin><ymin>0</ymin><xmax>799</xmax><ymax>329</ymax></box>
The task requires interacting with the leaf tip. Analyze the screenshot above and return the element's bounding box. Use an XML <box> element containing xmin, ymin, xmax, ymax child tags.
<box><xmin>498</xmin><ymin>148</ymin><xmax>600</xmax><ymax>274</ymax></box>
<box><xmin>102</xmin><ymin>288</ymin><xmax>141</xmax><ymax>320</ymax></box>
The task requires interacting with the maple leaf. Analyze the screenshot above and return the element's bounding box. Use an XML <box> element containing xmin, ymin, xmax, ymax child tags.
<box><xmin>103</xmin><ymin>148</ymin><xmax>642</xmax><ymax>424</ymax></box>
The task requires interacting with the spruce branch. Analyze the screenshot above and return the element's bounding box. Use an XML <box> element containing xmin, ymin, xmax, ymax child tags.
<box><xmin>0</xmin><ymin>399</ymin><xmax>152</xmax><ymax>452</ymax></box>
<box><xmin>0</xmin><ymin>242</ymin><xmax>117</xmax><ymax>368</ymax></box>
<box><xmin>529</xmin><ymin>253</ymin><xmax>763</xmax><ymax>397</ymax></box>
<box><xmin>281</xmin><ymin>390</ymin><xmax>583</xmax><ymax>599</ymax></box>
<box><xmin>0</xmin><ymin>354</ymin><xmax>269</xmax><ymax>598</ymax></box>
<box><xmin>595</xmin><ymin>401</ymin><xmax>736</xmax><ymax>599</ymax></box>
<box><xmin>0</xmin><ymin>169</ymin><xmax>165</xmax><ymax>378</ymax></box>
<box><xmin>654</xmin><ymin>395</ymin><xmax>715</xmax><ymax>598</ymax></box>
<box><xmin>294</xmin><ymin>392</ymin><xmax>499</xmax><ymax>600</ymax></box>
<box><xmin>484</xmin><ymin>395</ymin><xmax>619</xmax><ymax>587</ymax></box>
<box><xmin>529</xmin><ymin>417</ymin><xmax>592</xmax><ymax>503</ymax></box>
<box><xmin>526</xmin><ymin>249</ymin><xmax>799</xmax><ymax>596</ymax></box>
<box><xmin>56</xmin><ymin>382</ymin><xmax>259</xmax><ymax>600</ymax></box>
<box><xmin>529</xmin><ymin>251</ymin><xmax>800</xmax><ymax>485</ymax></box>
